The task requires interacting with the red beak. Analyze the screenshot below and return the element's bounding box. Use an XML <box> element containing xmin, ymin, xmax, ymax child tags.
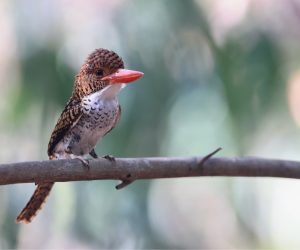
<box><xmin>102</xmin><ymin>69</ymin><xmax>144</xmax><ymax>84</ymax></box>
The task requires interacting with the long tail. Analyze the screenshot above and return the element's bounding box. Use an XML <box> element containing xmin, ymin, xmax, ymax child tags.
<box><xmin>16</xmin><ymin>182</ymin><xmax>54</xmax><ymax>224</ymax></box>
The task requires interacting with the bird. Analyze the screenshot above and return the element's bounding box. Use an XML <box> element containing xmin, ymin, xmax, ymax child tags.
<box><xmin>16</xmin><ymin>48</ymin><xmax>144</xmax><ymax>224</ymax></box>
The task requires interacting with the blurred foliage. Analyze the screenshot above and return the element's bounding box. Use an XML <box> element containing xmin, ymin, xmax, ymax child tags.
<box><xmin>217</xmin><ymin>35</ymin><xmax>284</xmax><ymax>152</ymax></box>
<box><xmin>14</xmin><ymin>49</ymin><xmax>74</xmax><ymax>119</ymax></box>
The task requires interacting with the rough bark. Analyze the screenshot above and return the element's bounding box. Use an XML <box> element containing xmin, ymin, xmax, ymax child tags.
<box><xmin>1</xmin><ymin>153</ymin><xmax>300</xmax><ymax>186</ymax></box>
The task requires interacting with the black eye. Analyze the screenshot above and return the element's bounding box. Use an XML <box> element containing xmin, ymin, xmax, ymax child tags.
<box><xmin>96</xmin><ymin>69</ymin><xmax>103</xmax><ymax>77</ymax></box>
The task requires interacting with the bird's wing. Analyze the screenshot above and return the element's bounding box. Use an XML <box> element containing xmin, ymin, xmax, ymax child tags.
<box><xmin>47</xmin><ymin>98</ymin><xmax>83</xmax><ymax>156</ymax></box>
<box><xmin>104</xmin><ymin>105</ymin><xmax>121</xmax><ymax>136</ymax></box>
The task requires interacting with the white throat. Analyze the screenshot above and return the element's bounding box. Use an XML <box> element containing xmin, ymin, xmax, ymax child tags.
<box><xmin>98</xmin><ymin>83</ymin><xmax>125</xmax><ymax>100</ymax></box>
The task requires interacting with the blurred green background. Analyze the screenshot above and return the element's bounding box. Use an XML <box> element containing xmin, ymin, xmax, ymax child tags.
<box><xmin>1</xmin><ymin>0</ymin><xmax>300</xmax><ymax>248</ymax></box>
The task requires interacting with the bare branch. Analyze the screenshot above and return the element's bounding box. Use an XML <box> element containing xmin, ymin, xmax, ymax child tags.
<box><xmin>1</xmin><ymin>153</ymin><xmax>300</xmax><ymax>186</ymax></box>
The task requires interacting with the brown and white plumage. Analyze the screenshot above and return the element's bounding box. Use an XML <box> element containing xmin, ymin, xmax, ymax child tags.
<box><xmin>16</xmin><ymin>48</ymin><xmax>143</xmax><ymax>223</ymax></box>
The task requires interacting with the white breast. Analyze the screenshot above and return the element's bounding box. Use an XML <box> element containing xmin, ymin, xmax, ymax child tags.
<box><xmin>54</xmin><ymin>84</ymin><xmax>124</xmax><ymax>157</ymax></box>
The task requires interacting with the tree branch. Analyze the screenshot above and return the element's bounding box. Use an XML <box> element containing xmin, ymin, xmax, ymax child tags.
<box><xmin>1</xmin><ymin>151</ymin><xmax>300</xmax><ymax>186</ymax></box>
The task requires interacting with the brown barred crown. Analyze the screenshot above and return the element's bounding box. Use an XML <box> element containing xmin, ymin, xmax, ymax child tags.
<box><xmin>85</xmin><ymin>48</ymin><xmax>124</xmax><ymax>71</ymax></box>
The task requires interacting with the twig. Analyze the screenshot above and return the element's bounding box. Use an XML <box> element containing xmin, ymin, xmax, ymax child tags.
<box><xmin>114</xmin><ymin>147</ymin><xmax>223</xmax><ymax>189</ymax></box>
<box><xmin>199</xmin><ymin>147</ymin><xmax>222</xmax><ymax>166</ymax></box>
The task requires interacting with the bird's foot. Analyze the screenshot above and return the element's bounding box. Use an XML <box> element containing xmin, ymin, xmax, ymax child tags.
<box><xmin>64</xmin><ymin>149</ymin><xmax>90</xmax><ymax>169</ymax></box>
<box><xmin>103</xmin><ymin>155</ymin><xmax>115</xmax><ymax>162</ymax></box>
<box><xmin>89</xmin><ymin>149</ymin><xmax>98</xmax><ymax>159</ymax></box>
<box><xmin>74</xmin><ymin>156</ymin><xmax>90</xmax><ymax>170</ymax></box>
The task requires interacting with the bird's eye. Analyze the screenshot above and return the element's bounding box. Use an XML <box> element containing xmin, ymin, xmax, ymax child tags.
<box><xmin>96</xmin><ymin>69</ymin><xmax>103</xmax><ymax>77</ymax></box>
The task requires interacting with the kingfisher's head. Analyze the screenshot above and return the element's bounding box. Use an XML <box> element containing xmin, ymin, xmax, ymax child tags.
<box><xmin>74</xmin><ymin>48</ymin><xmax>143</xmax><ymax>98</ymax></box>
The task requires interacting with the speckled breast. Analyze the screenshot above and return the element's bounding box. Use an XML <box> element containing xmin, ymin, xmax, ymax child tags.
<box><xmin>64</xmin><ymin>97</ymin><xmax>120</xmax><ymax>156</ymax></box>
